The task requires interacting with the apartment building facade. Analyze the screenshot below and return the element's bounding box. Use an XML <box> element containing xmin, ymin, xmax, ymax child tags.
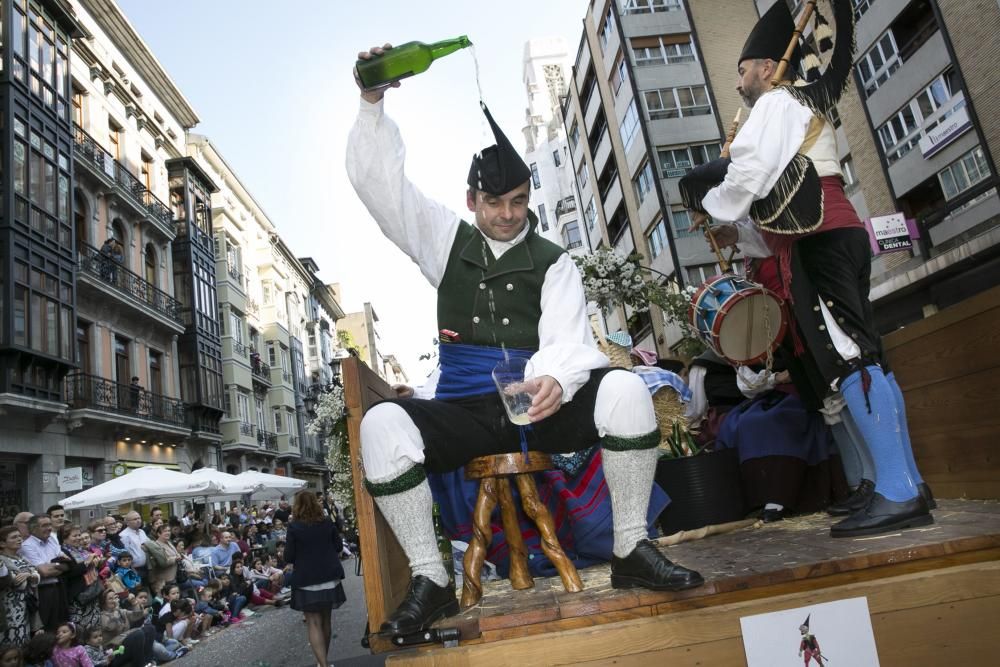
<box><xmin>562</xmin><ymin>0</ymin><xmax>755</xmax><ymax>353</ymax></box>
<box><xmin>0</xmin><ymin>0</ymin><xmax>228</xmax><ymax>514</ymax></box>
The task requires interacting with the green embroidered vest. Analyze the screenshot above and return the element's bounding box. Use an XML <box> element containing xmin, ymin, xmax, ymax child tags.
<box><xmin>438</xmin><ymin>216</ymin><xmax>565</xmax><ymax>350</ymax></box>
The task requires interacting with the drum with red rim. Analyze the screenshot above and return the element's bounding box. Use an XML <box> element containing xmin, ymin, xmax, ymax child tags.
<box><xmin>688</xmin><ymin>274</ymin><xmax>787</xmax><ymax>365</ymax></box>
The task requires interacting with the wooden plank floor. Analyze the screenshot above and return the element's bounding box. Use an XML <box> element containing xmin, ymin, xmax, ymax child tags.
<box><xmin>436</xmin><ymin>499</ymin><xmax>1000</xmax><ymax>643</ymax></box>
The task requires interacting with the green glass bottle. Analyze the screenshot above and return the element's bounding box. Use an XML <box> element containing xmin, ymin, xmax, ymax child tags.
<box><xmin>432</xmin><ymin>502</ymin><xmax>456</xmax><ymax>588</ymax></box>
<box><xmin>356</xmin><ymin>36</ymin><xmax>472</xmax><ymax>90</ymax></box>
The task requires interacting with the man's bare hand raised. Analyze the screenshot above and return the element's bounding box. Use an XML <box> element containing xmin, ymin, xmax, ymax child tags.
<box><xmin>354</xmin><ymin>43</ymin><xmax>401</xmax><ymax>103</ymax></box>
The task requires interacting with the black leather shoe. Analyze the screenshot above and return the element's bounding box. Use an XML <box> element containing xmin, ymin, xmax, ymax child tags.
<box><xmin>379</xmin><ymin>576</ymin><xmax>459</xmax><ymax>636</ymax></box>
<box><xmin>611</xmin><ymin>540</ymin><xmax>704</xmax><ymax>591</ymax></box>
<box><xmin>919</xmin><ymin>481</ymin><xmax>937</xmax><ymax>510</ymax></box>
<box><xmin>830</xmin><ymin>492</ymin><xmax>933</xmax><ymax>538</ymax></box>
<box><xmin>827</xmin><ymin>478</ymin><xmax>875</xmax><ymax>516</ymax></box>
<box><xmin>761</xmin><ymin>507</ymin><xmax>786</xmax><ymax>523</ymax></box>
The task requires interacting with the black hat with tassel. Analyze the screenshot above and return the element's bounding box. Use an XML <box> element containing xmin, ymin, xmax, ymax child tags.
<box><xmin>467</xmin><ymin>101</ymin><xmax>532</xmax><ymax>196</ymax></box>
<box><xmin>739</xmin><ymin>0</ymin><xmax>802</xmax><ymax>73</ymax></box>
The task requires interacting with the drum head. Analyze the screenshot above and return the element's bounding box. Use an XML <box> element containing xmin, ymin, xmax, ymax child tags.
<box><xmin>716</xmin><ymin>291</ymin><xmax>785</xmax><ymax>364</ymax></box>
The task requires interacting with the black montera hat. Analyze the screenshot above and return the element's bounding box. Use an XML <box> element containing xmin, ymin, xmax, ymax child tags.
<box><xmin>739</xmin><ymin>0</ymin><xmax>801</xmax><ymax>71</ymax></box>
<box><xmin>467</xmin><ymin>102</ymin><xmax>532</xmax><ymax>196</ymax></box>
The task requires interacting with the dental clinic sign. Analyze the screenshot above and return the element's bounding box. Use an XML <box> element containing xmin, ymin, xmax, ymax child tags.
<box><xmin>868</xmin><ymin>212</ymin><xmax>913</xmax><ymax>253</ymax></box>
<box><xmin>919</xmin><ymin>105</ymin><xmax>972</xmax><ymax>158</ymax></box>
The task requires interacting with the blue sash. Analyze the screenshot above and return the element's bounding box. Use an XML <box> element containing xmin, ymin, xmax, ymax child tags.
<box><xmin>435</xmin><ymin>343</ymin><xmax>534</xmax><ymax>400</ymax></box>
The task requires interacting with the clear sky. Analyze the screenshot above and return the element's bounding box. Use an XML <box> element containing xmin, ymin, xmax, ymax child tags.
<box><xmin>116</xmin><ymin>0</ymin><xmax>589</xmax><ymax>382</ymax></box>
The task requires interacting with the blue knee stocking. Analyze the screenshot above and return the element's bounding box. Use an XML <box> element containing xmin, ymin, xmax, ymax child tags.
<box><xmin>886</xmin><ymin>371</ymin><xmax>923</xmax><ymax>485</ymax></box>
<box><xmin>841</xmin><ymin>366</ymin><xmax>917</xmax><ymax>502</ymax></box>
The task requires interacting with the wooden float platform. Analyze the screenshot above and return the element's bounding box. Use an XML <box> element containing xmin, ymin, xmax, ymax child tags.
<box><xmin>387</xmin><ymin>499</ymin><xmax>1000</xmax><ymax>665</ymax></box>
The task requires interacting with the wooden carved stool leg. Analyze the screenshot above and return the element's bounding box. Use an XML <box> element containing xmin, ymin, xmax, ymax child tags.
<box><xmin>514</xmin><ymin>473</ymin><xmax>583</xmax><ymax>594</ymax></box>
<box><xmin>497</xmin><ymin>476</ymin><xmax>533</xmax><ymax>591</ymax></box>
<box><xmin>461</xmin><ymin>476</ymin><xmax>498</xmax><ymax>609</ymax></box>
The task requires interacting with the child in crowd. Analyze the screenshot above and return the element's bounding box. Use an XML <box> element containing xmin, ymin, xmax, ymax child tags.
<box><xmin>51</xmin><ymin>623</ymin><xmax>92</xmax><ymax>667</ymax></box>
<box><xmin>82</xmin><ymin>626</ymin><xmax>111</xmax><ymax>667</ymax></box>
<box><xmin>250</xmin><ymin>556</ymin><xmax>285</xmax><ymax>593</ymax></box>
<box><xmin>194</xmin><ymin>584</ymin><xmax>228</xmax><ymax>627</ymax></box>
<box><xmin>215</xmin><ymin>574</ymin><xmax>247</xmax><ymax>621</ymax></box>
<box><xmin>110</xmin><ymin>554</ymin><xmax>140</xmax><ymax>595</ymax></box>
<box><xmin>230</xmin><ymin>556</ymin><xmax>281</xmax><ymax>608</ymax></box>
<box><xmin>22</xmin><ymin>632</ymin><xmax>56</xmax><ymax>667</ymax></box>
<box><xmin>0</xmin><ymin>646</ymin><xmax>22</xmax><ymax>667</ymax></box>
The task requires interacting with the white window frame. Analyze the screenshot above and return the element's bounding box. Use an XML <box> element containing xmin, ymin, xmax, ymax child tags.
<box><xmin>857</xmin><ymin>29</ymin><xmax>900</xmax><ymax>97</ymax></box>
<box><xmin>619</xmin><ymin>100</ymin><xmax>641</xmax><ymax>152</ymax></box>
<box><xmin>646</xmin><ymin>216</ymin><xmax>669</xmax><ymax>259</ymax></box>
<box><xmin>623</xmin><ymin>0</ymin><xmax>683</xmax><ymax>14</ymax></box>
<box><xmin>938</xmin><ymin>146</ymin><xmax>991</xmax><ymax>201</ymax></box>
<box><xmin>633</xmin><ymin>46</ymin><xmax>667</xmax><ymax>67</ymax></box>
<box><xmin>672</xmin><ymin>208</ymin><xmax>696</xmax><ymax>238</ymax></box>
<box><xmin>577</xmin><ymin>162</ymin><xmax>589</xmax><ymax>189</ymax></box>
<box><xmin>237</xmin><ymin>391</ymin><xmax>250</xmax><ymax>425</ymax></box>
<box><xmin>273</xmin><ymin>407</ymin><xmax>283</xmax><ymax>433</ymax></box>
<box><xmin>585</xmin><ymin>197</ymin><xmax>597</xmax><ymax>230</ymax></box>
<box><xmin>644</xmin><ymin>86</ymin><xmax>711</xmax><ymax>121</ymax></box>
<box><xmin>634</xmin><ymin>161</ymin><xmax>655</xmax><ymax>205</ymax></box>
<box><xmin>657</xmin><ymin>143</ymin><xmax>721</xmax><ymax>178</ymax></box>
<box><xmin>600</xmin><ymin>8</ymin><xmax>616</xmax><ymax>52</ymax></box>
<box><xmin>878</xmin><ymin>71</ymin><xmax>961</xmax><ymax>164</ymax></box>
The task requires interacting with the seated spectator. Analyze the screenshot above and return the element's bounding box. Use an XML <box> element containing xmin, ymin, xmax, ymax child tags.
<box><xmin>52</xmin><ymin>622</ymin><xmax>91</xmax><ymax>667</ymax></box>
<box><xmin>0</xmin><ymin>647</ymin><xmax>21</xmax><ymax>667</ymax></box>
<box><xmin>101</xmin><ymin>518</ymin><xmax>128</xmax><ymax>567</ymax></box>
<box><xmin>173</xmin><ymin>539</ymin><xmax>207</xmax><ymax>594</ymax></box>
<box><xmin>97</xmin><ymin>589</ymin><xmax>143</xmax><ymax>647</ymax></box>
<box><xmin>194</xmin><ymin>584</ymin><xmax>227</xmax><ymax>627</ymax></box>
<box><xmin>229</xmin><ymin>556</ymin><xmax>280</xmax><ymax>608</ymax></box>
<box><xmin>22</xmin><ymin>631</ymin><xmax>56</xmax><ymax>667</ymax></box>
<box><xmin>110</xmin><ymin>555</ymin><xmax>140</xmax><ymax>595</ymax></box>
<box><xmin>270</xmin><ymin>519</ymin><xmax>287</xmax><ymax>544</ymax></box>
<box><xmin>250</xmin><ymin>556</ymin><xmax>284</xmax><ymax>593</ymax></box>
<box><xmin>210</xmin><ymin>532</ymin><xmax>241</xmax><ymax>575</ymax></box>
<box><xmin>82</xmin><ymin>625</ymin><xmax>111</xmax><ymax>667</ymax></box>
<box><xmin>215</xmin><ymin>574</ymin><xmax>247</xmax><ymax>622</ymax></box>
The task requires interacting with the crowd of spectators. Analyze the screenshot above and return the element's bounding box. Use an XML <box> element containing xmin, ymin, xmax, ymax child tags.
<box><xmin>0</xmin><ymin>496</ymin><xmax>354</xmax><ymax>667</ymax></box>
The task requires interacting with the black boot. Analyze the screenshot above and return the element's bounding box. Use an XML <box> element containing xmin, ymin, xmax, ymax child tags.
<box><xmin>379</xmin><ymin>575</ymin><xmax>459</xmax><ymax>636</ymax></box>
<box><xmin>611</xmin><ymin>540</ymin><xmax>704</xmax><ymax>591</ymax></box>
<box><xmin>830</xmin><ymin>492</ymin><xmax>933</xmax><ymax>538</ymax></box>
<box><xmin>919</xmin><ymin>481</ymin><xmax>937</xmax><ymax>510</ymax></box>
<box><xmin>827</xmin><ymin>478</ymin><xmax>875</xmax><ymax>516</ymax></box>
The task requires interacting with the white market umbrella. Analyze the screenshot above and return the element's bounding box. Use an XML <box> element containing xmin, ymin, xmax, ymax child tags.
<box><xmin>190</xmin><ymin>467</ymin><xmax>265</xmax><ymax>500</ymax></box>
<box><xmin>234</xmin><ymin>470</ymin><xmax>307</xmax><ymax>500</ymax></box>
<box><xmin>60</xmin><ymin>466</ymin><xmax>222</xmax><ymax>510</ymax></box>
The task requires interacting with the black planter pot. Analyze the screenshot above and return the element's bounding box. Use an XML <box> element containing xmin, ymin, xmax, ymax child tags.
<box><xmin>655</xmin><ymin>447</ymin><xmax>745</xmax><ymax>535</ymax></box>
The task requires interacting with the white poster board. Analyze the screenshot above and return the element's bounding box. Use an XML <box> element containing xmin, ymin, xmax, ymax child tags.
<box><xmin>58</xmin><ymin>467</ymin><xmax>84</xmax><ymax>492</ymax></box>
<box><xmin>740</xmin><ymin>596</ymin><xmax>880</xmax><ymax>666</ymax></box>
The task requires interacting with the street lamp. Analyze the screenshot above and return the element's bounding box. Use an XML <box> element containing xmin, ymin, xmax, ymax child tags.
<box><xmin>329</xmin><ymin>348</ymin><xmax>350</xmax><ymax>383</ymax></box>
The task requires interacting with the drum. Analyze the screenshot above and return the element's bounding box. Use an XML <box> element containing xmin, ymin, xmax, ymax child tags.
<box><xmin>688</xmin><ymin>274</ymin><xmax>787</xmax><ymax>365</ymax></box>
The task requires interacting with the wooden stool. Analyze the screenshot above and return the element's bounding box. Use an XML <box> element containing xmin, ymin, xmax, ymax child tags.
<box><xmin>461</xmin><ymin>452</ymin><xmax>584</xmax><ymax>608</ymax></box>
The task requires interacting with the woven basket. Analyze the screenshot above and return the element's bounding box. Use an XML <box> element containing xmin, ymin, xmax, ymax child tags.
<box><xmin>590</xmin><ymin>319</ymin><xmax>633</xmax><ymax>369</ymax></box>
<box><xmin>652</xmin><ymin>386</ymin><xmax>687</xmax><ymax>450</ymax></box>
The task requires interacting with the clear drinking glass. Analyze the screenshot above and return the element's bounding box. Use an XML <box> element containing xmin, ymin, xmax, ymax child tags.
<box><xmin>492</xmin><ymin>357</ymin><xmax>534</xmax><ymax>426</ymax></box>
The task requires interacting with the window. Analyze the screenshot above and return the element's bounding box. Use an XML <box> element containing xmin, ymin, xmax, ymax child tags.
<box><xmin>610</xmin><ymin>53</ymin><xmax>627</xmax><ymax>95</ymax></box>
<box><xmin>634</xmin><ymin>161</ymin><xmax>655</xmax><ymax>205</ymax></box>
<box><xmin>552</xmin><ymin>149</ymin><xmax>561</xmax><ymax>167</ymax></box>
<box><xmin>530</xmin><ymin>163</ymin><xmax>541</xmax><ymax>189</ymax></box>
<box><xmin>623</xmin><ymin>0</ymin><xmax>682</xmax><ymax>14</ymax></box>
<box><xmin>631</xmin><ymin>35</ymin><xmax>695</xmax><ymax>67</ymax></box>
<box><xmin>230</xmin><ymin>311</ymin><xmax>244</xmax><ymax>344</ymax></box>
<box><xmin>647</xmin><ymin>217</ymin><xmax>669</xmax><ymax>259</ymax></box>
<box><xmin>256</xmin><ymin>398</ymin><xmax>266</xmax><ymax>431</ymax></box>
<box><xmin>273</xmin><ymin>407</ymin><xmax>283</xmax><ymax>433</ymax></box>
<box><xmin>561</xmin><ymin>221</ymin><xmax>582</xmax><ymax>249</ymax></box>
<box><xmin>569</xmin><ymin>123</ymin><xmax>580</xmax><ymax>149</ymax></box>
<box><xmin>72</xmin><ymin>88</ymin><xmax>85</xmax><ymax>126</ymax></box>
<box><xmin>857</xmin><ymin>30</ymin><xmax>900</xmax><ymax>98</ymax></box>
<box><xmin>853</xmin><ymin>0</ymin><xmax>875</xmax><ymax>21</ymax></box>
<box><xmin>262</xmin><ymin>281</ymin><xmax>273</xmax><ymax>304</ymax></box>
<box><xmin>577</xmin><ymin>163</ymin><xmax>589</xmax><ymax>189</ymax></box>
<box><xmin>538</xmin><ymin>203</ymin><xmax>549</xmax><ymax>232</ymax></box>
<box><xmin>585</xmin><ymin>197</ymin><xmax>597</xmax><ymax>230</ymax></box>
<box><xmin>938</xmin><ymin>146</ymin><xmax>991</xmax><ymax>200</ymax></box>
<box><xmin>671</xmin><ymin>209</ymin><xmax>696</xmax><ymax>238</ymax></box>
<box><xmin>619</xmin><ymin>100</ymin><xmax>641</xmax><ymax>152</ymax></box>
<box><xmin>606</xmin><ymin>204</ymin><xmax>629</xmax><ymax>245</ymax></box>
<box><xmin>108</xmin><ymin>120</ymin><xmax>122</xmax><ymax>161</ymax></box>
<box><xmin>600</xmin><ymin>7</ymin><xmax>616</xmax><ymax>52</ymax></box>
<box><xmin>644</xmin><ymin>86</ymin><xmax>711</xmax><ymax>120</ymax></box>
<box><xmin>267</xmin><ymin>341</ymin><xmax>276</xmax><ymax>366</ymax></box>
<box><xmin>841</xmin><ymin>156</ymin><xmax>857</xmax><ymax>188</ymax></box>
<box><xmin>237</xmin><ymin>391</ymin><xmax>250</xmax><ymax>424</ymax></box>
<box><xmin>877</xmin><ymin>70</ymin><xmax>963</xmax><ymax>164</ymax></box>
<box><xmin>141</xmin><ymin>154</ymin><xmax>153</xmax><ymax>191</ymax></box>
<box><xmin>657</xmin><ymin>143</ymin><xmax>721</xmax><ymax>178</ymax></box>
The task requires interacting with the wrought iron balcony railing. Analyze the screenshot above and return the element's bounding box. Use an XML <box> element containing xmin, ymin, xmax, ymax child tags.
<box><xmin>239</xmin><ymin>422</ymin><xmax>255</xmax><ymax>436</ymax></box>
<box><xmin>289</xmin><ymin>436</ymin><xmax>299</xmax><ymax>448</ymax></box>
<box><xmin>233</xmin><ymin>341</ymin><xmax>249</xmax><ymax>359</ymax></box>
<box><xmin>72</xmin><ymin>124</ymin><xmax>172</xmax><ymax>226</ymax></box>
<box><xmin>78</xmin><ymin>242</ymin><xmax>182</xmax><ymax>324</ymax></box>
<box><xmin>64</xmin><ymin>372</ymin><xmax>187</xmax><ymax>427</ymax></box>
<box><xmin>251</xmin><ymin>357</ymin><xmax>271</xmax><ymax>384</ymax></box>
<box><xmin>258</xmin><ymin>430</ymin><xmax>278</xmax><ymax>451</ymax></box>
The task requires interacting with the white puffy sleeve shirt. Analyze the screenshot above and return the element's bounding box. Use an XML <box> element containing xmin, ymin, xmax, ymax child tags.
<box><xmin>346</xmin><ymin>98</ymin><xmax>607</xmax><ymax>402</ymax></box>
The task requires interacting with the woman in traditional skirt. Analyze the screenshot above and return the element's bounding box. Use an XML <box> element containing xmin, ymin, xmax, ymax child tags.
<box><xmin>285</xmin><ymin>491</ymin><xmax>346</xmax><ymax>667</ymax></box>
